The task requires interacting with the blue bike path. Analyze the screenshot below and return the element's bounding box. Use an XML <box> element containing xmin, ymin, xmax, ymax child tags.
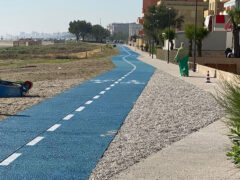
<box><xmin>0</xmin><ymin>46</ymin><xmax>155</xmax><ymax>179</ymax></box>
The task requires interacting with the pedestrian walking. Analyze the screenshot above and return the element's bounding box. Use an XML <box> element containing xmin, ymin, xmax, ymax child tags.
<box><xmin>174</xmin><ymin>42</ymin><xmax>189</xmax><ymax>77</ymax></box>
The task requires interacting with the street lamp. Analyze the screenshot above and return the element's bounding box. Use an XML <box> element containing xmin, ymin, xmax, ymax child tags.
<box><xmin>167</xmin><ymin>7</ymin><xmax>171</xmax><ymax>64</ymax></box>
<box><xmin>193</xmin><ymin>0</ymin><xmax>198</xmax><ymax>72</ymax></box>
<box><xmin>151</xmin><ymin>39</ymin><xmax>154</xmax><ymax>59</ymax></box>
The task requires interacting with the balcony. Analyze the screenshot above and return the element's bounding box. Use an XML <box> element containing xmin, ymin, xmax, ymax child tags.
<box><xmin>204</xmin><ymin>10</ymin><xmax>214</xmax><ymax>18</ymax></box>
<box><xmin>138</xmin><ymin>30</ymin><xmax>144</xmax><ymax>35</ymax></box>
<box><xmin>220</xmin><ymin>0</ymin><xmax>229</xmax><ymax>3</ymax></box>
<box><xmin>138</xmin><ymin>17</ymin><xmax>145</xmax><ymax>24</ymax></box>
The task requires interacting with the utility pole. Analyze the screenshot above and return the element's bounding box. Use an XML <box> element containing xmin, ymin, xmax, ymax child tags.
<box><xmin>193</xmin><ymin>0</ymin><xmax>198</xmax><ymax>72</ymax></box>
<box><xmin>167</xmin><ymin>8</ymin><xmax>171</xmax><ymax>64</ymax></box>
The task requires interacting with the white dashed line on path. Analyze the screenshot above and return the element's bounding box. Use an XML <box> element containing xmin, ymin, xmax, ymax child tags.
<box><xmin>0</xmin><ymin>153</ymin><xmax>22</xmax><ymax>166</ymax></box>
<box><xmin>85</xmin><ymin>100</ymin><xmax>93</xmax><ymax>105</ymax></box>
<box><xmin>110</xmin><ymin>84</ymin><xmax>115</xmax><ymax>87</ymax></box>
<box><xmin>93</xmin><ymin>95</ymin><xmax>100</xmax><ymax>99</ymax></box>
<box><xmin>76</xmin><ymin>106</ymin><xmax>85</xmax><ymax>112</ymax></box>
<box><xmin>26</xmin><ymin>137</ymin><xmax>44</xmax><ymax>146</ymax></box>
<box><xmin>99</xmin><ymin>91</ymin><xmax>106</xmax><ymax>95</ymax></box>
<box><xmin>63</xmin><ymin>114</ymin><xmax>74</xmax><ymax>120</ymax></box>
<box><xmin>105</xmin><ymin>87</ymin><xmax>111</xmax><ymax>91</ymax></box>
<box><xmin>47</xmin><ymin>124</ymin><xmax>61</xmax><ymax>132</ymax></box>
<box><xmin>114</xmin><ymin>82</ymin><xmax>119</xmax><ymax>84</ymax></box>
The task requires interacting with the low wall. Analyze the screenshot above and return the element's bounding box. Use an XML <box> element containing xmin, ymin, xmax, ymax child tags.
<box><xmin>156</xmin><ymin>49</ymin><xmax>178</xmax><ymax>64</ymax></box>
<box><xmin>157</xmin><ymin>48</ymin><xmax>240</xmax><ymax>73</ymax></box>
<box><xmin>189</xmin><ymin>57</ymin><xmax>240</xmax><ymax>73</ymax></box>
<box><xmin>196</xmin><ymin>63</ymin><xmax>236</xmax><ymax>82</ymax></box>
<box><xmin>0</xmin><ymin>40</ymin><xmax>13</xmax><ymax>48</ymax></box>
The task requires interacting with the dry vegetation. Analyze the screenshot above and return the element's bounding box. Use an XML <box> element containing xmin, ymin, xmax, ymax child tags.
<box><xmin>0</xmin><ymin>42</ymin><xmax>99</xmax><ymax>59</ymax></box>
<box><xmin>0</xmin><ymin>42</ymin><xmax>118</xmax><ymax>121</ymax></box>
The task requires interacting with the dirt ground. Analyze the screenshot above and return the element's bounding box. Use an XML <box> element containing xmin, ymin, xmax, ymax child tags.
<box><xmin>0</xmin><ymin>47</ymin><xmax>118</xmax><ymax>121</ymax></box>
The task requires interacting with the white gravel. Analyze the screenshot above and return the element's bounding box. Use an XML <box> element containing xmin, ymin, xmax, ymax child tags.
<box><xmin>89</xmin><ymin>69</ymin><xmax>223</xmax><ymax>180</ymax></box>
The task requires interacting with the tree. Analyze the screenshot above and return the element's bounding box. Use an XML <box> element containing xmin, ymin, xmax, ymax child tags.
<box><xmin>157</xmin><ymin>31</ymin><xmax>164</xmax><ymax>48</ymax></box>
<box><xmin>130</xmin><ymin>34</ymin><xmax>139</xmax><ymax>42</ymax></box>
<box><xmin>68</xmin><ymin>20</ymin><xmax>81</xmax><ymax>41</ymax></box>
<box><xmin>143</xmin><ymin>4</ymin><xmax>184</xmax><ymax>42</ymax></box>
<box><xmin>196</xmin><ymin>27</ymin><xmax>209</xmax><ymax>57</ymax></box>
<box><xmin>109</xmin><ymin>32</ymin><xmax>128</xmax><ymax>42</ymax></box>
<box><xmin>184</xmin><ymin>24</ymin><xmax>194</xmax><ymax>57</ymax></box>
<box><xmin>163</xmin><ymin>28</ymin><xmax>176</xmax><ymax>50</ymax></box>
<box><xmin>68</xmin><ymin>20</ymin><xmax>92</xmax><ymax>41</ymax></box>
<box><xmin>184</xmin><ymin>25</ymin><xmax>209</xmax><ymax>57</ymax></box>
<box><xmin>92</xmin><ymin>25</ymin><xmax>110</xmax><ymax>42</ymax></box>
<box><xmin>228</xmin><ymin>8</ymin><xmax>240</xmax><ymax>58</ymax></box>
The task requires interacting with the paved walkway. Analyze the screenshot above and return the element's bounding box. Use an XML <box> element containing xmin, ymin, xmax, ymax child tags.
<box><xmin>113</xmin><ymin>46</ymin><xmax>240</xmax><ymax>180</ymax></box>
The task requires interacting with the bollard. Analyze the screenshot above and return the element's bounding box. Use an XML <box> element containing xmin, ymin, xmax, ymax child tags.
<box><xmin>206</xmin><ymin>71</ymin><xmax>211</xmax><ymax>83</ymax></box>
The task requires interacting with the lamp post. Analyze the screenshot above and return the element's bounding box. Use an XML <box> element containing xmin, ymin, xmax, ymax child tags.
<box><xmin>193</xmin><ymin>0</ymin><xmax>198</xmax><ymax>72</ymax></box>
<box><xmin>152</xmin><ymin>39</ymin><xmax>154</xmax><ymax>59</ymax></box>
<box><xmin>167</xmin><ymin>8</ymin><xmax>171</xmax><ymax>64</ymax></box>
<box><xmin>162</xmin><ymin>32</ymin><xmax>167</xmax><ymax>61</ymax></box>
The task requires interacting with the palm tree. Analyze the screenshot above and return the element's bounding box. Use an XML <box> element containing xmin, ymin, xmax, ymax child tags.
<box><xmin>228</xmin><ymin>8</ymin><xmax>240</xmax><ymax>58</ymax></box>
<box><xmin>184</xmin><ymin>24</ymin><xmax>194</xmax><ymax>57</ymax></box>
<box><xmin>163</xmin><ymin>28</ymin><xmax>176</xmax><ymax>50</ymax></box>
<box><xmin>184</xmin><ymin>25</ymin><xmax>209</xmax><ymax>57</ymax></box>
<box><xmin>196</xmin><ymin>27</ymin><xmax>210</xmax><ymax>57</ymax></box>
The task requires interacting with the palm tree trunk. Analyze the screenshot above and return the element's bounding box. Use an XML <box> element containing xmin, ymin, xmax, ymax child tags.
<box><xmin>170</xmin><ymin>40</ymin><xmax>174</xmax><ymax>50</ymax></box>
<box><xmin>233</xmin><ymin>29</ymin><xmax>240</xmax><ymax>58</ymax></box>
<box><xmin>189</xmin><ymin>40</ymin><xmax>192</xmax><ymax>57</ymax></box>
<box><xmin>197</xmin><ymin>41</ymin><xmax>202</xmax><ymax>57</ymax></box>
<box><xmin>76</xmin><ymin>34</ymin><xmax>80</xmax><ymax>41</ymax></box>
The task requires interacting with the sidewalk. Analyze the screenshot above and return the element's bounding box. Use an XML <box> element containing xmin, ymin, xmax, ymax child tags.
<box><xmin>112</xmin><ymin>46</ymin><xmax>240</xmax><ymax>180</ymax></box>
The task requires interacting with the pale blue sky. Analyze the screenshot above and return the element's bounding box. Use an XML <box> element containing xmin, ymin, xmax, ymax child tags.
<box><xmin>0</xmin><ymin>0</ymin><xmax>142</xmax><ymax>35</ymax></box>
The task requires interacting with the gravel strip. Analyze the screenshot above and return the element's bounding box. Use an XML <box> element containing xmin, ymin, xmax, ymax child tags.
<box><xmin>89</xmin><ymin>69</ymin><xmax>223</xmax><ymax>180</ymax></box>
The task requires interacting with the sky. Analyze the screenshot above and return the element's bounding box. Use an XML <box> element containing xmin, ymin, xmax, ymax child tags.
<box><xmin>0</xmin><ymin>0</ymin><xmax>142</xmax><ymax>35</ymax></box>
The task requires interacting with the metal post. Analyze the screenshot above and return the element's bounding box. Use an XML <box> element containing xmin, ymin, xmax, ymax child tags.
<box><xmin>148</xmin><ymin>40</ymin><xmax>152</xmax><ymax>56</ymax></box>
<box><xmin>193</xmin><ymin>0</ymin><xmax>198</xmax><ymax>72</ymax></box>
<box><xmin>152</xmin><ymin>40</ymin><xmax>154</xmax><ymax>59</ymax></box>
<box><xmin>168</xmin><ymin>8</ymin><xmax>171</xmax><ymax>64</ymax></box>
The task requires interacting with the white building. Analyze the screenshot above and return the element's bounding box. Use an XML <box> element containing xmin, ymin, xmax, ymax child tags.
<box><xmin>129</xmin><ymin>23</ymin><xmax>142</xmax><ymax>39</ymax></box>
<box><xmin>107</xmin><ymin>23</ymin><xmax>130</xmax><ymax>36</ymax></box>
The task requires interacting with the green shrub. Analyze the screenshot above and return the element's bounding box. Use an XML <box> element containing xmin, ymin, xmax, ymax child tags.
<box><xmin>216</xmin><ymin>76</ymin><xmax>240</xmax><ymax>166</ymax></box>
<box><xmin>144</xmin><ymin>44</ymin><xmax>149</xmax><ymax>52</ymax></box>
<box><xmin>150</xmin><ymin>46</ymin><xmax>157</xmax><ymax>55</ymax></box>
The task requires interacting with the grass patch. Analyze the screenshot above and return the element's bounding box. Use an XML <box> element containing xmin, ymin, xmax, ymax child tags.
<box><xmin>0</xmin><ymin>44</ymin><xmax>119</xmax><ymax>82</ymax></box>
<box><xmin>0</xmin><ymin>43</ymin><xmax>118</xmax><ymax>68</ymax></box>
<box><xmin>0</xmin><ymin>59</ymin><xmax>75</xmax><ymax>67</ymax></box>
<box><xmin>0</xmin><ymin>42</ymin><xmax>99</xmax><ymax>60</ymax></box>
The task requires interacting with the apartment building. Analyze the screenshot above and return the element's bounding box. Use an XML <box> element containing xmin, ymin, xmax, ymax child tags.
<box><xmin>107</xmin><ymin>23</ymin><xmax>130</xmax><ymax>36</ymax></box>
<box><xmin>138</xmin><ymin>0</ymin><xmax>159</xmax><ymax>25</ymax></box>
<box><xmin>129</xmin><ymin>23</ymin><xmax>143</xmax><ymax>38</ymax></box>
<box><xmin>158</xmin><ymin>0</ymin><xmax>208</xmax><ymax>29</ymax></box>
<box><xmin>204</xmin><ymin>0</ymin><xmax>224</xmax><ymax>18</ymax></box>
